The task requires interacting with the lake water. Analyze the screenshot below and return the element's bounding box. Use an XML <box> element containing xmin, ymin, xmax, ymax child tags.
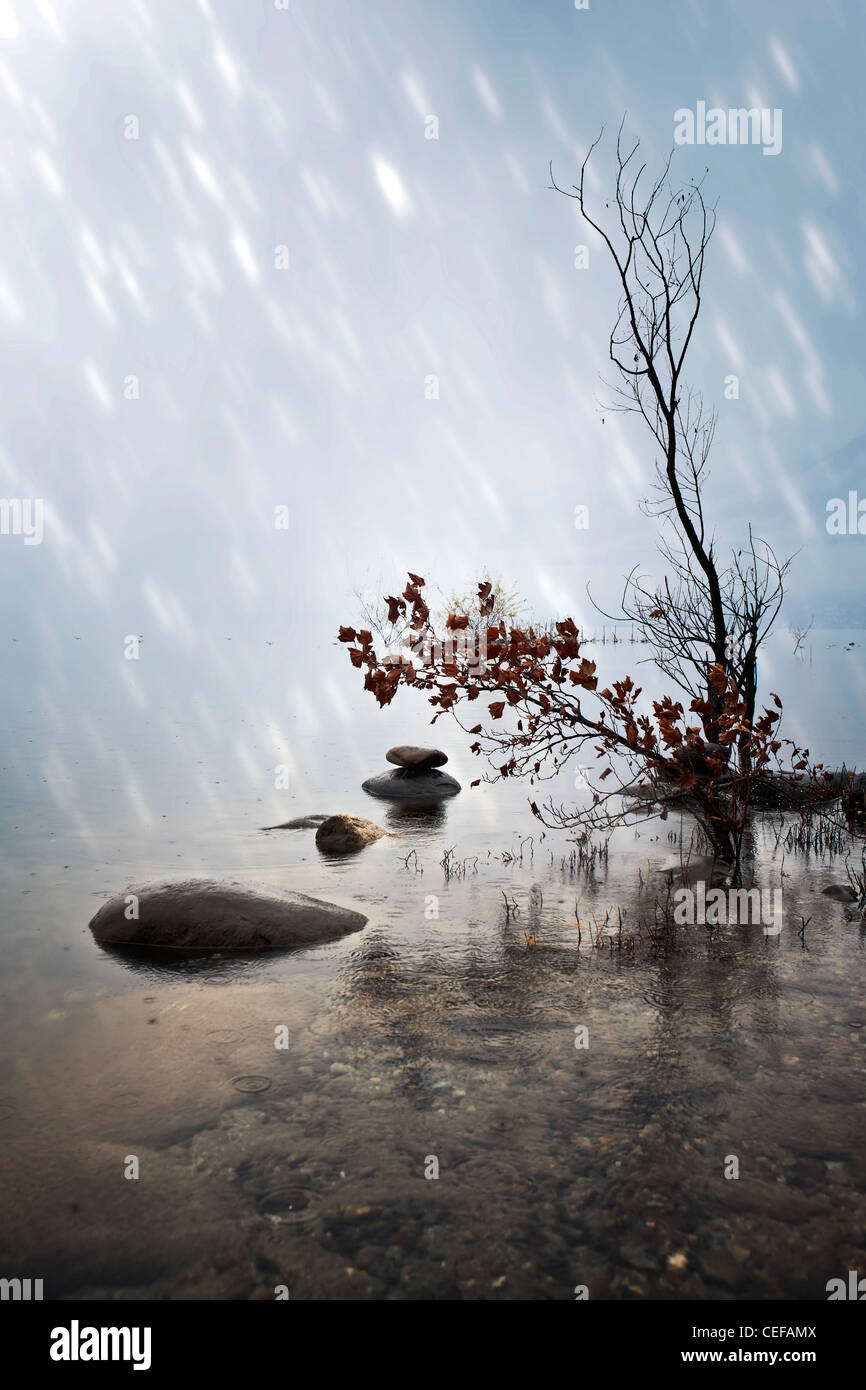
<box><xmin>1</xmin><ymin>627</ymin><xmax>865</xmax><ymax>1299</ymax></box>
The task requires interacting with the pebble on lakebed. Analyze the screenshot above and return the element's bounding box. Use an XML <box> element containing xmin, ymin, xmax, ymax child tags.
<box><xmin>88</xmin><ymin>880</ymin><xmax>367</xmax><ymax>951</ymax></box>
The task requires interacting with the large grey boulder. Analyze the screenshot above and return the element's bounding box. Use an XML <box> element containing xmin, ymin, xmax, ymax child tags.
<box><xmin>315</xmin><ymin>814</ymin><xmax>387</xmax><ymax>853</ymax></box>
<box><xmin>362</xmin><ymin>768</ymin><xmax>461</xmax><ymax>801</ymax></box>
<box><xmin>89</xmin><ymin>881</ymin><xmax>367</xmax><ymax>952</ymax></box>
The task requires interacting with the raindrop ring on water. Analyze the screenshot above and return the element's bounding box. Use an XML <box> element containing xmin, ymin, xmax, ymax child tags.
<box><xmin>231</xmin><ymin>1074</ymin><xmax>272</xmax><ymax>1094</ymax></box>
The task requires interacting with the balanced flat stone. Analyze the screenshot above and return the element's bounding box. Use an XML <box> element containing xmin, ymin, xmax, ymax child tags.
<box><xmin>362</xmin><ymin>768</ymin><xmax>461</xmax><ymax>801</ymax></box>
<box><xmin>315</xmin><ymin>814</ymin><xmax>387</xmax><ymax>853</ymax></box>
<box><xmin>385</xmin><ymin>745</ymin><xmax>448</xmax><ymax>769</ymax></box>
<box><xmin>89</xmin><ymin>880</ymin><xmax>367</xmax><ymax>952</ymax></box>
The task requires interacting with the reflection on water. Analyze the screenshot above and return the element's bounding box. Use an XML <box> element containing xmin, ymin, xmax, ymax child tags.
<box><xmin>381</xmin><ymin>801</ymin><xmax>451</xmax><ymax>831</ymax></box>
<box><xmin>0</xmin><ymin>631</ymin><xmax>865</xmax><ymax>1298</ymax></box>
<box><xmin>1</xmin><ymin>808</ymin><xmax>865</xmax><ymax>1300</ymax></box>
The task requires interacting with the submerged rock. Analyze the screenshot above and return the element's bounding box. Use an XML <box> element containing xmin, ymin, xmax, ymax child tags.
<box><xmin>362</xmin><ymin>768</ymin><xmax>461</xmax><ymax>801</ymax></box>
<box><xmin>822</xmin><ymin>884</ymin><xmax>859</xmax><ymax>903</ymax></box>
<box><xmin>262</xmin><ymin>814</ymin><xmax>329</xmax><ymax>830</ymax></box>
<box><xmin>315</xmin><ymin>814</ymin><xmax>387</xmax><ymax>853</ymax></box>
<box><xmin>385</xmin><ymin>745</ymin><xmax>448</xmax><ymax>769</ymax></box>
<box><xmin>89</xmin><ymin>880</ymin><xmax>367</xmax><ymax>952</ymax></box>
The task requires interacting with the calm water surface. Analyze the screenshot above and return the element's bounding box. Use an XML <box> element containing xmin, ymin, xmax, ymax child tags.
<box><xmin>1</xmin><ymin>630</ymin><xmax>865</xmax><ymax>1298</ymax></box>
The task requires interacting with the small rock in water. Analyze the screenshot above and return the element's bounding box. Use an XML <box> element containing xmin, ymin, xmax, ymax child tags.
<box><xmin>385</xmin><ymin>745</ymin><xmax>448</xmax><ymax>770</ymax></box>
<box><xmin>262</xmin><ymin>814</ymin><xmax>329</xmax><ymax>830</ymax></box>
<box><xmin>822</xmin><ymin>884</ymin><xmax>858</xmax><ymax>902</ymax></box>
<box><xmin>699</xmin><ymin>1248</ymin><xmax>743</xmax><ymax>1288</ymax></box>
<box><xmin>315</xmin><ymin>814</ymin><xmax>387</xmax><ymax>853</ymax></box>
<box><xmin>794</xmin><ymin>1158</ymin><xmax>826</xmax><ymax>1183</ymax></box>
<box><xmin>621</xmin><ymin>1243</ymin><xmax>657</xmax><ymax>1273</ymax></box>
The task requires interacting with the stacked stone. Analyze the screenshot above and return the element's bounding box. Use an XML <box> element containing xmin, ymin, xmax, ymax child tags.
<box><xmin>362</xmin><ymin>746</ymin><xmax>461</xmax><ymax>800</ymax></box>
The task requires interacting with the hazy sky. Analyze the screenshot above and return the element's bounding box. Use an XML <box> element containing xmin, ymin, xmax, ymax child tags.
<box><xmin>1</xmin><ymin>0</ymin><xmax>864</xmax><ymax>735</ymax></box>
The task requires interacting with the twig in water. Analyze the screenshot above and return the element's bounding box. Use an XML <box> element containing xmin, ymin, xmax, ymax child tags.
<box><xmin>401</xmin><ymin>849</ymin><xmax>422</xmax><ymax>873</ymax></box>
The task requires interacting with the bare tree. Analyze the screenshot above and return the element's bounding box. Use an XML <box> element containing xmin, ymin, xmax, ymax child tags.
<box><xmin>338</xmin><ymin>124</ymin><xmax>826</xmax><ymax>879</ymax></box>
<box><xmin>549</xmin><ymin>121</ymin><xmax>790</xmax><ymax>764</ymax></box>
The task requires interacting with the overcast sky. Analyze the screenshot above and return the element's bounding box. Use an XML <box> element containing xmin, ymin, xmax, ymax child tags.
<box><xmin>1</xmin><ymin>0</ymin><xmax>864</xmax><ymax>744</ymax></box>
